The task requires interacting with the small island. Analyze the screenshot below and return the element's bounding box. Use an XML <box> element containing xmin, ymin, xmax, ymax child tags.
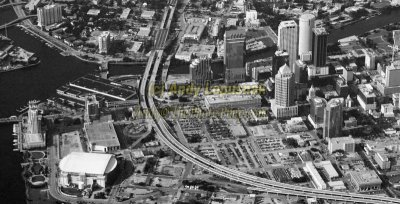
<box><xmin>0</xmin><ymin>35</ymin><xmax>40</xmax><ymax>73</ymax></box>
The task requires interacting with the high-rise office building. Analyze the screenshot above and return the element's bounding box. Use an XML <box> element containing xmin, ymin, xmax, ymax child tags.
<box><xmin>37</xmin><ymin>4</ymin><xmax>63</xmax><ymax>27</ymax></box>
<box><xmin>272</xmin><ymin>50</ymin><xmax>289</xmax><ymax>76</ymax></box>
<box><xmin>312</xmin><ymin>27</ymin><xmax>328</xmax><ymax>67</ymax></box>
<box><xmin>275</xmin><ymin>64</ymin><xmax>295</xmax><ymax>107</ymax></box>
<box><xmin>278</xmin><ymin>20</ymin><xmax>298</xmax><ymax>71</ymax></box>
<box><xmin>84</xmin><ymin>95</ymin><xmax>100</xmax><ymax>123</ymax></box>
<box><xmin>98</xmin><ymin>31</ymin><xmax>111</xmax><ymax>54</ymax></box>
<box><xmin>27</xmin><ymin>101</ymin><xmax>40</xmax><ymax>134</ymax></box>
<box><xmin>189</xmin><ymin>57</ymin><xmax>213</xmax><ymax>86</ymax></box>
<box><xmin>298</xmin><ymin>14</ymin><xmax>315</xmax><ymax>56</ymax></box>
<box><xmin>224</xmin><ymin>30</ymin><xmax>246</xmax><ymax>84</ymax></box>
<box><xmin>308</xmin><ymin>97</ymin><xmax>326</xmax><ymax>128</ymax></box>
<box><xmin>323</xmin><ymin>98</ymin><xmax>343</xmax><ymax>139</ymax></box>
<box><xmin>272</xmin><ymin>64</ymin><xmax>298</xmax><ymax>118</ymax></box>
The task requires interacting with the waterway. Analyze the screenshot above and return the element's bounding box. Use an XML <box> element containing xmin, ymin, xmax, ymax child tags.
<box><xmin>1</xmin><ymin>5</ymin><xmax>400</xmax><ymax>204</ymax></box>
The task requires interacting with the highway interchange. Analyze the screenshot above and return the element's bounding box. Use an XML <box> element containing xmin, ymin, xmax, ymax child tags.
<box><xmin>138</xmin><ymin>2</ymin><xmax>400</xmax><ymax>204</ymax></box>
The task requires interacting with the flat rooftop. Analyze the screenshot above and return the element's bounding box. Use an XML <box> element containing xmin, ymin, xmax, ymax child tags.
<box><xmin>84</xmin><ymin>122</ymin><xmax>120</xmax><ymax>148</ymax></box>
<box><xmin>279</xmin><ymin>20</ymin><xmax>297</xmax><ymax>28</ymax></box>
<box><xmin>349</xmin><ymin>170</ymin><xmax>382</xmax><ymax>185</ymax></box>
<box><xmin>205</xmin><ymin>94</ymin><xmax>261</xmax><ymax>104</ymax></box>
<box><xmin>70</xmin><ymin>74</ymin><xmax>136</xmax><ymax>101</ymax></box>
<box><xmin>358</xmin><ymin>84</ymin><xmax>376</xmax><ymax>98</ymax></box>
<box><xmin>225</xmin><ymin>30</ymin><xmax>246</xmax><ymax>40</ymax></box>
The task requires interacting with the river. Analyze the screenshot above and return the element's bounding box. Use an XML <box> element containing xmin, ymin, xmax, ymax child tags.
<box><xmin>1</xmin><ymin>5</ymin><xmax>400</xmax><ymax>204</ymax></box>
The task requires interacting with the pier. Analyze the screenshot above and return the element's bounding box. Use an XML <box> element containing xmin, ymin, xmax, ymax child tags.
<box><xmin>0</xmin><ymin>116</ymin><xmax>21</xmax><ymax>124</ymax></box>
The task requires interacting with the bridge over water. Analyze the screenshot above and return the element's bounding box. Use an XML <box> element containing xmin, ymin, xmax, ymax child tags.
<box><xmin>0</xmin><ymin>15</ymin><xmax>36</xmax><ymax>30</ymax></box>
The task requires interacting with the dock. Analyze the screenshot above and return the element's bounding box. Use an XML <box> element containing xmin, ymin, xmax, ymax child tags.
<box><xmin>0</xmin><ymin>116</ymin><xmax>21</xmax><ymax>124</ymax></box>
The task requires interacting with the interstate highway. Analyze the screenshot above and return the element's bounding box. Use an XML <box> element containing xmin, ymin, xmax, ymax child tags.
<box><xmin>138</xmin><ymin>2</ymin><xmax>400</xmax><ymax>204</ymax></box>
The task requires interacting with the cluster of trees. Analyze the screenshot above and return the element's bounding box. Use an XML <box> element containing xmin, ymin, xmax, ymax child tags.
<box><xmin>143</xmin><ymin>157</ymin><xmax>158</xmax><ymax>173</ymax></box>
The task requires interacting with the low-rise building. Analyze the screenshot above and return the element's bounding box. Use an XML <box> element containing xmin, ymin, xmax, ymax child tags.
<box><xmin>381</xmin><ymin>103</ymin><xmax>395</xmax><ymax>117</ymax></box>
<box><xmin>357</xmin><ymin>84</ymin><xmax>377</xmax><ymax>111</ymax></box>
<box><xmin>175</xmin><ymin>44</ymin><xmax>215</xmax><ymax>62</ymax></box>
<box><xmin>84</xmin><ymin>122</ymin><xmax>120</xmax><ymax>153</ymax></box>
<box><xmin>204</xmin><ymin>94</ymin><xmax>261</xmax><ymax>110</ymax></box>
<box><xmin>304</xmin><ymin>162</ymin><xmax>327</xmax><ymax>190</ymax></box>
<box><xmin>348</xmin><ymin>170</ymin><xmax>382</xmax><ymax>192</ymax></box>
<box><xmin>141</xmin><ymin>10</ymin><xmax>155</xmax><ymax>20</ymax></box>
<box><xmin>328</xmin><ymin>136</ymin><xmax>355</xmax><ymax>154</ymax></box>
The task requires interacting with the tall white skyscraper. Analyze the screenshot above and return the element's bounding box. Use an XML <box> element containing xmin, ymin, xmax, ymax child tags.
<box><xmin>278</xmin><ymin>20</ymin><xmax>298</xmax><ymax>71</ymax></box>
<box><xmin>37</xmin><ymin>4</ymin><xmax>63</xmax><ymax>27</ymax></box>
<box><xmin>298</xmin><ymin>14</ymin><xmax>315</xmax><ymax>56</ymax></box>
<box><xmin>272</xmin><ymin>64</ymin><xmax>298</xmax><ymax>118</ymax></box>
<box><xmin>275</xmin><ymin>64</ymin><xmax>295</xmax><ymax>107</ymax></box>
<box><xmin>98</xmin><ymin>31</ymin><xmax>111</xmax><ymax>54</ymax></box>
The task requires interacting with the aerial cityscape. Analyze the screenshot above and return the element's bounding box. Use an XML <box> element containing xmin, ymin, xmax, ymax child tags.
<box><xmin>4</xmin><ymin>0</ymin><xmax>400</xmax><ymax>204</ymax></box>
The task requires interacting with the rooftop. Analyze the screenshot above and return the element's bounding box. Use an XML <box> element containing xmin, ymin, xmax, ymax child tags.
<box><xmin>313</xmin><ymin>27</ymin><xmax>329</xmax><ymax>35</ymax></box>
<box><xmin>358</xmin><ymin>84</ymin><xmax>376</xmax><ymax>98</ymax></box>
<box><xmin>69</xmin><ymin>74</ymin><xmax>136</xmax><ymax>101</ymax></box>
<box><xmin>84</xmin><ymin>122</ymin><xmax>120</xmax><ymax>148</ymax></box>
<box><xmin>205</xmin><ymin>94</ymin><xmax>261</xmax><ymax>105</ymax></box>
<box><xmin>279</xmin><ymin>20</ymin><xmax>297</xmax><ymax>28</ymax></box>
<box><xmin>59</xmin><ymin>152</ymin><xmax>117</xmax><ymax>175</ymax></box>
<box><xmin>225</xmin><ymin>30</ymin><xmax>246</xmax><ymax>40</ymax></box>
<box><xmin>349</xmin><ymin>170</ymin><xmax>382</xmax><ymax>185</ymax></box>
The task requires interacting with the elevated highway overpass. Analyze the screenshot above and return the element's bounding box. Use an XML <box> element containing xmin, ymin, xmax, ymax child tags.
<box><xmin>138</xmin><ymin>1</ymin><xmax>400</xmax><ymax>204</ymax></box>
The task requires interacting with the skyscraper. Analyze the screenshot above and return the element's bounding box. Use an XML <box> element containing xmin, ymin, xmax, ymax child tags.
<box><xmin>312</xmin><ymin>27</ymin><xmax>328</xmax><ymax>67</ymax></box>
<box><xmin>298</xmin><ymin>14</ymin><xmax>315</xmax><ymax>56</ymax></box>
<box><xmin>278</xmin><ymin>20</ymin><xmax>298</xmax><ymax>71</ymax></box>
<box><xmin>323</xmin><ymin>98</ymin><xmax>343</xmax><ymax>139</ymax></box>
<box><xmin>275</xmin><ymin>64</ymin><xmax>295</xmax><ymax>107</ymax></box>
<box><xmin>272</xmin><ymin>64</ymin><xmax>298</xmax><ymax>118</ymax></box>
<box><xmin>224</xmin><ymin>30</ymin><xmax>246</xmax><ymax>84</ymax></box>
<box><xmin>272</xmin><ymin>50</ymin><xmax>289</xmax><ymax>76</ymax></box>
<box><xmin>98</xmin><ymin>31</ymin><xmax>111</xmax><ymax>54</ymax></box>
<box><xmin>308</xmin><ymin>97</ymin><xmax>326</xmax><ymax>128</ymax></box>
<box><xmin>37</xmin><ymin>4</ymin><xmax>63</xmax><ymax>27</ymax></box>
<box><xmin>189</xmin><ymin>57</ymin><xmax>213</xmax><ymax>86</ymax></box>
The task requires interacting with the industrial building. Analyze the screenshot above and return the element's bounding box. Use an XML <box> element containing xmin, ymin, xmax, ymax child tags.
<box><xmin>59</xmin><ymin>152</ymin><xmax>117</xmax><ymax>188</ymax></box>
